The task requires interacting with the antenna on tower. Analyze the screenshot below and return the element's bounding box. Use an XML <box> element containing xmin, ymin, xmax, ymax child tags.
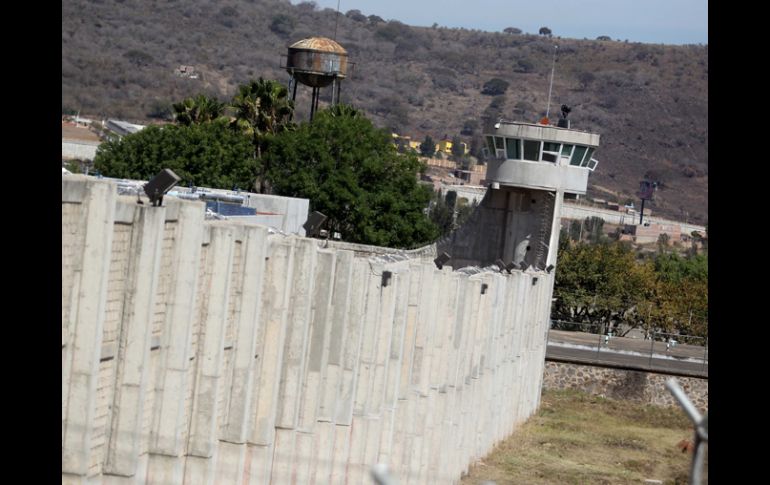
<box><xmin>545</xmin><ymin>44</ymin><xmax>559</xmax><ymax>121</ymax></box>
<box><xmin>333</xmin><ymin>0</ymin><xmax>341</xmax><ymax>41</ymax></box>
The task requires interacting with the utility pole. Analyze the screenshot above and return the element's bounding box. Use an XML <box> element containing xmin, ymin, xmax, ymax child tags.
<box><xmin>545</xmin><ymin>45</ymin><xmax>558</xmax><ymax>120</ymax></box>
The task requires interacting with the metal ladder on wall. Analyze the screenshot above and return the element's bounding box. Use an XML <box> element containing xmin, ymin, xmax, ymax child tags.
<box><xmin>535</xmin><ymin>192</ymin><xmax>556</xmax><ymax>269</ymax></box>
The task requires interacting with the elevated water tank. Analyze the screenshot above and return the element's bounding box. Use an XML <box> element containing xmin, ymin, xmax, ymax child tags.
<box><xmin>286</xmin><ymin>37</ymin><xmax>348</xmax><ymax>88</ymax></box>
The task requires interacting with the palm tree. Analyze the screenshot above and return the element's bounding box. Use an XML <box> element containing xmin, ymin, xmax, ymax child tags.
<box><xmin>230</xmin><ymin>78</ymin><xmax>295</xmax><ymax>193</ymax></box>
<box><xmin>172</xmin><ymin>94</ymin><xmax>226</xmax><ymax>126</ymax></box>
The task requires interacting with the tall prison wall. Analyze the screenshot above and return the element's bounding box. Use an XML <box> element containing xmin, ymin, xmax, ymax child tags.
<box><xmin>62</xmin><ymin>176</ymin><xmax>554</xmax><ymax>485</ymax></box>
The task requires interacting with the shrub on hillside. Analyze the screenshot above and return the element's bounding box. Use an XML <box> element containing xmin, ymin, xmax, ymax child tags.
<box><xmin>482</xmin><ymin>78</ymin><xmax>509</xmax><ymax>96</ymax></box>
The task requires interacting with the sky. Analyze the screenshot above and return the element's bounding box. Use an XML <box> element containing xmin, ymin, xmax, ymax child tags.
<box><xmin>291</xmin><ymin>0</ymin><xmax>708</xmax><ymax>45</ymax></box>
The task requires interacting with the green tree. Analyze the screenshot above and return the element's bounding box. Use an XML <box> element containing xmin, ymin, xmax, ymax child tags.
<box><xmin>173</xmin><ymin>94</ymin><xmax>226</xmax><ymax>126</ymax></box>
<box><xmin>481</xmin><ymin>78</ymin><xmax>509</xmax><ymax>96</ymax></box>
<box><xmin>585</xmin><ymin>216</ymin><xmax>605</xmax><ymax>243</ymax></box>
<box><xmin>428</xmin><ymin>189</ymin><xmax>455</xmax><ymax>236</ymax></box>
<box><xmin>451</xmin><ymin>135</ymin><xmax>466</xmax><ymax>160</ymax></box>
<box><xmin>420</xmin><ymin>135</ymin><xmax>436</xmax><ymax>157</ymax></box>
<box><xmin>553</xmin><ymin>241</ymin><xmax>657</xmax><ymax>335</ymax></box>
<box><xmin>265</xmin><ymin>104</ymin><xmax>439</xmax><ymax>248</ymax></box>
<box><xmin>230</xmin><ymin>78</ymin><xmax>295</xmax><ymax>193</ymax></box>
<box><xmin>269</xmin><ymin>14</ymin><xmax>295</xmax><ymax>36</ymax></box>
<box><xmin>93</xmin><ymin>121</ymin><xmax>257</xmax><ymax>190</ymax></box>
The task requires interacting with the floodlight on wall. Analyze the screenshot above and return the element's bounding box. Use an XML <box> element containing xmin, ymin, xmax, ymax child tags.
<box><xmin>381</xmin><ymin>271</ymin><xmax>393</xmax><ymax>288</ymax></box>
<box><xmin>434</xmin><ymin>252</ymin><xmax>451</xmax><ymax>270</ymax></box>
<box><xmin>303</xmin><ymin>211</ymin><xmax>328</xmax><ymax>237</ymax></box>
<box><xmin>532</xmin><ymin>277</ymin><xmax>539</xmax><ymax>285</ymax></box>
<box><xmin>481</xmin><ymin>283</ymin><xmax>489</xmax><ymax>295</ymax></box>
<box><xmin>505</xmin><ymin>261</ymin><xmax>517</xmax><ymax>273</ymax></box>
<box><xmin>495</xmin><ymin>259</ymin><xmax>506</xmax><ymax>272</ymax></box>
<box><xmin>519</xmin><ymin>261</ymin><xmax>529</xmax><ymax>271</ymax></box>
<box><xmin>546</xmin><ymin>264</ymin><xmax>555</xmax><ymax>274</ymax></box>
<box><xmin>144</xmin><ymin>169</ymin><xmax>181</xmax><ymax>206</ymax></box>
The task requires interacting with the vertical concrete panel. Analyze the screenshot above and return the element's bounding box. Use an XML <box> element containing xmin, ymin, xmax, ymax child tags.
<box><xmin>311</xmin><ymin>421</ymin><xmax>337</xmax><ymax>484</ymax></box>
<box><xmin>297</xmin><ymin>249</ymin><xmax>336</xmax><ymax>430</ymax></box>
<box><xmin>146</xmin><ymin>201</ymin><xmax>204</xmax><ymax>483</ymax></box>
<box><xmin>353</xmin><ymin>261</ymin><xmax>384</xmax><ymax>416</ymax></box>
<box><xmin>318</xmin><ymin>250</ymin><xmax>354</xmax><ymax>422</ymax></box>
<box><xmin>104</xmin><ymin>202</ymin><xmax>166</xmax><ymax>476</ymax></box>
<box><xmin>185</xmin><ymin>225</ymin><xmax>235</xmax><ymax>461</ymax></box>
<box><xmin>62</xmin><ymin>178</ymin><xmax>117</xmax><ymax>476</ymax></box>
<box><xmin>397</xmin><ymin>262</ymin><xmax>423</xmax><ymax>400</ymax></box>
<box><xmin>248</xmin><ymin>237</ymin><xmax>295</xmax><ymax>445</ymax></box>
<box><xmin>269</xmin><ymin>427</ymin><xmax>297</xmax><ymax>484</ymax></box>
<box><xmin>213</xmin><ymin>441</ymin><xmax>245</xmax><ymax>484</ymax></box>
<box><xmin>369</xmin><ymin>264</ymin><xmax>398</xmax><ymax>416</ymax></box>
<box><xmin>335</xmin><ymin>259</ymin><xmax>368</xmax><ymax>425</ymax></box>
<box><xmin>379</xmin><ymin>269</ymin><xmax>411</xmax><ymax>465</ymax></box>
<box><xmin>220</xmin><ymin>225</ymin><xmax>269</xmax><ymax>444</ymax></box>
<box><xmin>345</xmin><ymin>415</ymin><xmax>368</xmax><ymax>485</ymax></box>
<box><xmin>275</xmin><ymin>237</ymin><xmax>317</xmax><ymax>429</ymax></box>
<box><xmin>244</xmin><ymin>443</ymin><xmax>274</xmax><ymax>485</ymax></box>
<box><xmin>329</xmin><ymin>422</ymin><xmax>352</xmax><ymax>484</ymax></box>
<box><xmin>411</xmin><ymin>264</ymin><xmax>438</xmax><ymax>396</ymax></box>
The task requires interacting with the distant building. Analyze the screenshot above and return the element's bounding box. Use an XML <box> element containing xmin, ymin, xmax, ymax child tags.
<box><xmin>62</xmin><ymin>123</ymin><xmax>101</xmax><ymax>161</ymax></box>
<box><xmin>436</xmin><ymin>138</ymin><xmax>453</xmax><ymax>154</ymax></box>
<box><xmin>175</xmin><ymin>65</ymin><xmax>199</xmax><ymax>79</ymax></box>
<box><xmin>106</xmin><ymin>119</ymin><xmax>147</xmax><ymax>137</ymax></box>
<box><xmin>624</xmin><ymin>223</ymin><xmax>680</xmax><ymax>244</ymax></box>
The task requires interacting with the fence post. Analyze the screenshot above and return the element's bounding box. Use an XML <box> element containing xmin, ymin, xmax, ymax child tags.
<box><xmin>648</xmin><ymin>332</ymin><xmax>655</xmax><ymax>368</ymax></box>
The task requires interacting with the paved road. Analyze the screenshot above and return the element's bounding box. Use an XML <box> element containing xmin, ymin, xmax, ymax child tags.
<box><xmin>546</xmin><ymin>330</ymin><xmax>708</xmax><ymax>377</ymax></box>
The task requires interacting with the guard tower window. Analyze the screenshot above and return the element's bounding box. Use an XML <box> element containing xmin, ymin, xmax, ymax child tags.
<box><xmin>570</xmin><ymin>146</ymin><xmax>587</xmax><ymax>166</ymax></box>
<box><xmin>580</xmin><ymin>148</ymin><xmax>595</xmax><ymax>167</ymax></box>
<box><xmin>523</xmin><ymin>140</ymin><xmax>541</xmax><ymax>161</ymax></box>
<box><xmin>486</xmin><ymin>136</ymin><xmax>496</xmax><ymax>155</ymax></box>
<box><xmin>587</xmin><ymin>158</ymin><xmax>598</xmax><ymax>170</ymax></box>
<box><xmin>505</xmin><ymin>138</ymin><xmax>521</xmax><ymax>159</ymax></box>
<box><xmin>561</xmin><ymin>144</ymin><xmax>574</xmax><ymax>164</ymax></box>
<box><xmin>494</xmin><ymin>136</ymin><xmax>505</xmax><ymax>150</ymax></box>
<box><xmin>542</xmin><ymin>142</ymin><xmax>560</xmax><ymax>163</ymax></box>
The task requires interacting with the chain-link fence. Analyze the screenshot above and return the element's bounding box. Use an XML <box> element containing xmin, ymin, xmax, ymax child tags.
<box><xmin>548</xmin><ymin>320</ymin><xmax>707</xmax><ymax>375</ymax></box>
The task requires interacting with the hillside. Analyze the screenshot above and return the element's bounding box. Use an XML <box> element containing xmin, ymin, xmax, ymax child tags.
<box><xmin>62</xmin><ymin>0</ymin><xmax>708</xmax><ymax>223</ymax></box>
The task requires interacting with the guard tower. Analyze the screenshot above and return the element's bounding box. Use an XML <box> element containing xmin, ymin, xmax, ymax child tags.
<box><xmin>285</xmin><ymin>37</ymin><xmax>348</xmax><ymax>120</ymax></box>
<box><xmin>481</xmin><ymin>116</ymin><xmax>600</xmax><ymax>270</ymax></box>
<box><xmin>436</xmin><ymin>109</ymin><xmax>600</xmax><ymax>270</ymax></box>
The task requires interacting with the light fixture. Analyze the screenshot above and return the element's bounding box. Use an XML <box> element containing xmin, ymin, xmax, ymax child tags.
<box><xmin>303</xmin><ymin>211</ymin><xmax>328</xmax><ymax>237</ymax></box>
<box><xmin>546</xmin><ymin>264</ymin><xmax>555</xmax><ymax>273</ymax></box>
<box><xmin>532</xmin><ymin>277</ymin><xmax>539</xmax><ymax>285</ymax></box>
<box><xmin>494</xmin><ymin>121</ymin><xmax>501</xmax><ymax>129</ymax></box>
<box><xmin>381</xmin><ymin>271</ymin><xmax>392</xmax><ymax>288</ymax></box>
<box><xmin>434</xmin><ymin>252</ymin><xmax>451</xmax><ymax>270</ymax></box>
<box><xmin>495</xmin><ymin>259</ymin><xmax>506</xmax><ymax>272</ymax></box>
<box><xmin>144</xmin><ymin>168</ymin><xmax>181</xmax><ymax>206</ymax></box>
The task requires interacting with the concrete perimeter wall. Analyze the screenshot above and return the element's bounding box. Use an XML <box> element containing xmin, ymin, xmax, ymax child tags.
<box><xmin>62</xmin><ymin>176</ymin><xmax>554</xmax><ymax>485</ymax></box>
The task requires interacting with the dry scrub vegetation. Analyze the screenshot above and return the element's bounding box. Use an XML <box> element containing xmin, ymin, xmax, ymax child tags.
<box><xmin>461</xmin><ymin>389</ymin><xmax>705</xmax><ymax>485</ymax></box>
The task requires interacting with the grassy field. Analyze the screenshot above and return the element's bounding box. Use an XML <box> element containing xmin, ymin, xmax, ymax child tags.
<box><xmin>461</xmin><ymin>389</ymin><xmax>706</xmax><ymax>485</ymax></box>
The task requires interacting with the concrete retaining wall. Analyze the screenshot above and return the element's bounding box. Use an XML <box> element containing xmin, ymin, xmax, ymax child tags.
<box><xmin>62</xmin><ymin>176</ymin><xmax>554</xmax><ymax>485</ymax></box>
<box><xmin>542</xmin><ymin>360</ymin><xmax>708</xmax><ymax>412</ymax></box>
<box><xmin>62</xmin><ymin>140</ymin><xmax>100</xmax><ymax>160</ymax></box>
<box><xmin>561</xmin><ymin>202</ymin><xmax>706</xmax><ymax>235</ymax></box>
